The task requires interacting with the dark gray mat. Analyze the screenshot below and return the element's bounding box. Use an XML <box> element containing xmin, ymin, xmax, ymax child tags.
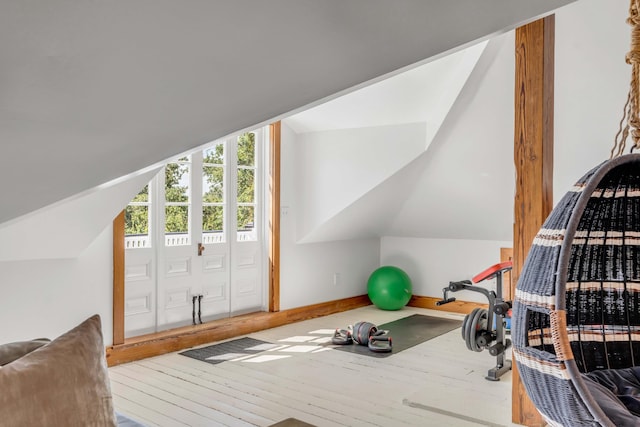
<box><xmin>332</xmin><ymin>314</ymin><xmax>461</xmax><ymax>358</ymax></box>
<box><xmin>179</xmin><ymin>337</ymin><xmax>274</xmax><ymax>365</ymax></box>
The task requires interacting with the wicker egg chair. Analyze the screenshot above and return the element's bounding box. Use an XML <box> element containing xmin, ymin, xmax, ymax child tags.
<box><xmin>513</xmin><ymin>153</ymin><xmax>640</xmax><ymax>426</ymax></box>
<box><xmin>512</xmin><ymin>2</ymin><xmax>640</xmax><ymax>425</ymax></box>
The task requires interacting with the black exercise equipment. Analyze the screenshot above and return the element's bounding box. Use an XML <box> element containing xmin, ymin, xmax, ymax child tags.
<box><xmin>191</xmin><ymin>294</ymin><xmax>205</xmax><ymax>325</ymax></box>
<box><xmin>368</xmin><ymin>331</ymin><xmax>392</xmax><ymax>353</ymax></box>
<box><xmin>191</xmin><ymin>295</ymin><xmax>198</xmax><ymax>325</ymax></box>
<box><xmin>352</xmin><ymin>321</ymin><xmax>378</xmax><ymax>345</ymax></box>
<box><xmin>331</xmin><ymin>328</ymin><xmax>353</xmax><ymax>345</ymax></box>
<box><xmin>331</xmin><ymin>322</ymin><xmax>392</xmax><ymax>353</ymax></box>
<box><xmin>437</xmin><ymin>261</ymin><xmax>513</xmax><ymax>381</ymax></box>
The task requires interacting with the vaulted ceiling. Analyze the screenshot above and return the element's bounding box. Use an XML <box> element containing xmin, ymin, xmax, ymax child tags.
<box><xmin>0</xmin><ymin>0</ymin><xmax>577</xmax><ymax>226</ymax></box>
<box><xmin>279</xmin><ymin>0</ymin><xmax>630</xmax><ymax>244</ymax></box>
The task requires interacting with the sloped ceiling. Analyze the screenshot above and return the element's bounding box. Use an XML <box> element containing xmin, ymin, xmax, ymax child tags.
<box><xmin>0</xmin><ymin>167</ymin><xmax>160</xmax><ymax>261</ymax></box>
<box><xmin>284</xmin><ymin>0</ymin><xmax>631</xmax><ymax>244</ymax></box>
<box><xmin>0</xmin><ymin>0</ymin><xmax>577</xmax><ymax>226</ymax></box>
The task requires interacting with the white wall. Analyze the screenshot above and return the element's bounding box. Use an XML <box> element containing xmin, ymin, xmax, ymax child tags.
<box><xmin>386</xmin><ymin>34</ymin><xmax>515</xmax><ymax>242</ymax></box>
<box><xmin>0</xmin><ymin>225</ymin><xmax>114</xmax><ymax>345</ymax></box>
<box><xmin>554</xmin><ymin>0</ymin><xmax>629</xmax><ymax>197</ymax></box>
<box><xmin>380</xmin><ymin>236</ymin><xmax>512</xmax><ymax>304</ymax></box>
<box><xmin>280</xmin><ymin>122</ymin><xmax>380</xmax><ymax>309</ymax></box>
<box><xmin>296</xmin><ymin>122</ymin><xmax>427</xmax><ymax>242</ymax></box>
<box><xmin>0</xmin><ymin>169</ymin><xmax>159</xmax><ymax>345</ymax></box>
<box><xmin>290</xmin><ymin>33</ymin><xmax>516</xmax><ymax>244</ymax></box>
<box><xmin>279</xmin><ymin>238</ymin><xmax>380</xmax><ymax>310</ymax></box>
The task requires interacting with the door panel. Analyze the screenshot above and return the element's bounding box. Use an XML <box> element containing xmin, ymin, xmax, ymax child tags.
<box><xmin>198</xmin><ymin>243</ymin><xmax>231</xmax><ymax>321</ymax></box>
<box><xmin>230</xmin><ymin>240</ymin><xmax>263</xmax><ymax>314</ymax></box>
<box><xmin>164</xmin><ymin>256</ymin><xmax>191</xmax><ymax>276</ymax></box>
<box><xmin>157</xmin><ymin>247</ymin><xmax>200</xmax><ymax>328</ymax></box>
<box><xmin>123</xmin><ymin>248</ymin><xmax>155</xmax><ymax>337</ymax></box>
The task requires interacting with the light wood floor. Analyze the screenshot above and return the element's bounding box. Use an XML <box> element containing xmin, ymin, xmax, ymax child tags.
<box><xmin>110</xmin><ymin>306</ymin><xmax>521</xmax><ymax>426</ymax></box>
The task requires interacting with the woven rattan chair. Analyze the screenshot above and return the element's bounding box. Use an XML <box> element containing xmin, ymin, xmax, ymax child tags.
<box><xmin>513</xmin><ymin>153</ymin><xmax>640</xmax><ymax>426</ymax></box>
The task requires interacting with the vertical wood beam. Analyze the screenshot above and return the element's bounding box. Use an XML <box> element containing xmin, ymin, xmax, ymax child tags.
<box><xmin>512</xmin><ymin>15</ymin><xmax>554</xmax><ymax>426</ymax></box>
<box><xmin>113</xmin><ymin>210</ymin><xmax>126</xmax><ymax>345</ymax></box>
<box><xmin>269</xmin><ymin>121</ymin><xmax>281</xmax><ymax>312</ymax></box>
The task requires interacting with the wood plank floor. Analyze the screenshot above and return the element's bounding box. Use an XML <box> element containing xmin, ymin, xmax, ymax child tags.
<box><xmin>110</xmin><ymin>306</ymin><xmax>521</xmax><ymax>426</ymax></box>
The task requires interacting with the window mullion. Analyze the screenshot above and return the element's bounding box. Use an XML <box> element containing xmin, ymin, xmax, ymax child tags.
<box><xmin>228</xmin><ymin>138</ymin><xmax>238</xmax><ymax>243</ymax></box>
<box><xmin>192</xmin><ymin>151</ymin><xmax>203</xmax><ymax>245</ymax></box>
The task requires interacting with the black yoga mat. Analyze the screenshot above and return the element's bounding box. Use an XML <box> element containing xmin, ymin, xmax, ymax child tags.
<box><xmin>179</xmin><ymin>337</ymin><xmax>275</xmax><ymax>365</ymax></box>
<box><xmin>332</xmin><ymin>314</ymin><xmax>461</xmax><ymax>358</ymax></box>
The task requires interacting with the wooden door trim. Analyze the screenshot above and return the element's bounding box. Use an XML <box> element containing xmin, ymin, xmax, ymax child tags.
<box><xmin>112</xmin><ymin>210</ymin><xmax>125</xmax><ymax>346</ymax></box>
<box><xmin>269</xmin><ymin>122</ymin><xmax>281</xmax><ymax>312</ymax></box>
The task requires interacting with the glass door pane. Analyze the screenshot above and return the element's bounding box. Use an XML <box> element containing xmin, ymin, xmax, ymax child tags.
<box><xmin>202</xmin><ymin>143</ymin><xmax>225</xmax><ymax>244</ymax></box>
<box><xmin>125</xmin><ymin>184</ymin><xmax>151</xmax><ymax>249</ymax></box>
<box><xmin>237</xmin><ymin>132</ymin><xmax>257</xmax><ymax>242</ymax></box>
<box><xmin>164</xmin><ymin>157</ymin><xmax>191</xmax><ymax>246</ymax></box>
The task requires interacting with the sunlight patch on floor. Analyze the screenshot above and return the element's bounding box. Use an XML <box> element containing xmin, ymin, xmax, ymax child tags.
<box><xmin>240</xmin><ymin>354</ymin><xmax>292</xmax><ymax>363</ymax></box>
<box><xmin>199</xmin><ymin>329</ymin><xmax>338</xmax><ymax>364</ymax></box>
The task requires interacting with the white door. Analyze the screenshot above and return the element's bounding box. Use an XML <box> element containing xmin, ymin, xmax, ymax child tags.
<box><xmin>124</xmin><ymin>129</ymin><xmax>266</xmax><ymax>337</ymax></box>
<box><xmin>229</xmin><ymin>130</ymin><xmax>264</xmax><ymax>315</ymax></box>
<box><xmin>122</xmin><ymin>182</ymin><xmax>156</xmax><ymax>337</ymax></box>
<box><xmin>156</xmin><ymin>154</ymin><xmax>226</xmax><ymax>329</ymax></box>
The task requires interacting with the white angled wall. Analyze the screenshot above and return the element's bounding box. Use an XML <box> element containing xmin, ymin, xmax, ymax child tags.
<box><xmin>279</xmin><ymin>123</ymin><xmax>380</xmax><ymax>309</ymax></box>
<box><xmin>380</xmin><ymin>236</ymin><xmax>512</xmax><ymax>304</ymax></box>
<box><xmin>0</xmin><ymin>225</ymin><xmax>113</xmax><ymax>345</ymax></box>
<box><xmin>295</xmin><ymin>122</ymin><xmax>427</xmax><ymax>242</ymax></box>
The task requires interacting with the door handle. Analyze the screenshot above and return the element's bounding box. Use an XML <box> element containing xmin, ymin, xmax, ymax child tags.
<box><xmin>197</xmin><ymin>243</ymin><xmax>205</xmax><ymax>256</ymax></box>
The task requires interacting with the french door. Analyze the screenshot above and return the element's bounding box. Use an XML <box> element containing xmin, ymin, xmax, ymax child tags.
<box><xmin>123</xmin><ymin>130</ymin><xmax>266</xmax><ymax>337</ymax></box>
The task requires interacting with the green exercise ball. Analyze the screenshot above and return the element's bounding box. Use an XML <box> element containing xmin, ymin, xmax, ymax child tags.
<box><xmin>367</xmin><ymin>266</ymin><xmax>412</xmax><ymax>310</ymax></box>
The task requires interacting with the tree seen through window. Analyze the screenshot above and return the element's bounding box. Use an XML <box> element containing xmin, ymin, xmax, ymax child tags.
<box><xmin>125</xmin><ymin>133</ymin><xmax>256</xmax><ymax>240</ymax></box>
<box><xmin>164</xmin><ymin>159</ymin><xmax>190</xmax><ymax>234</ymax></box>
